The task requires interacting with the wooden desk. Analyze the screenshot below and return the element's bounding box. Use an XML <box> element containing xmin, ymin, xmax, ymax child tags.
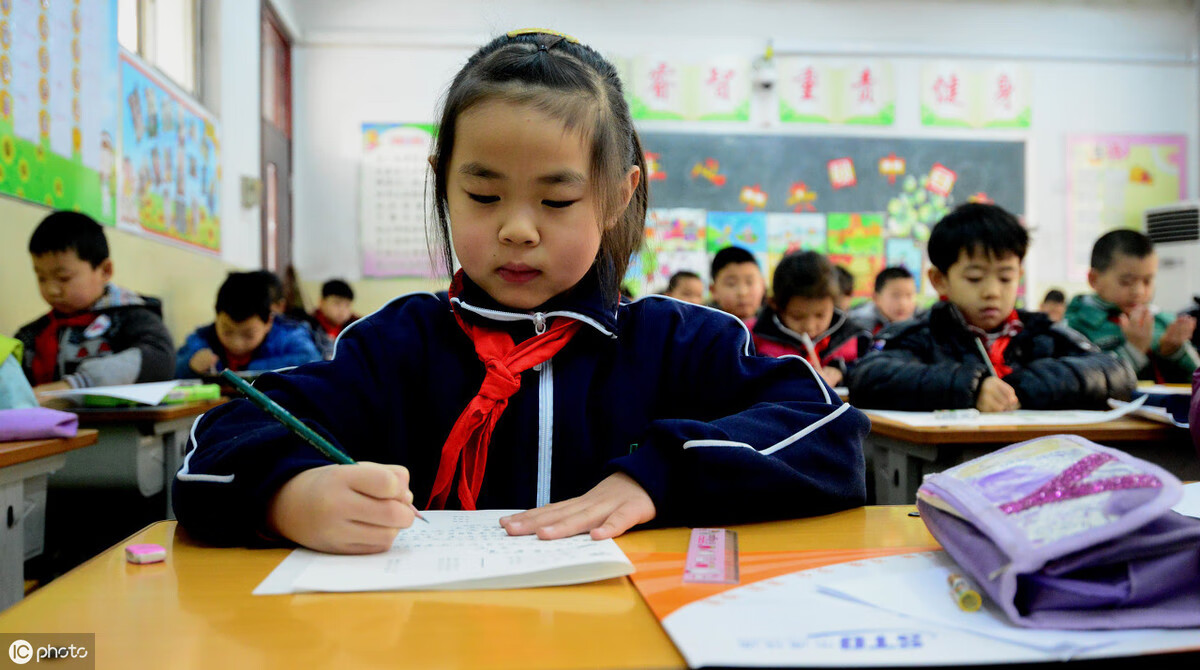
<box><xmin>866</xmin><ymin>414</ymin><xmax>1197</xmax><ymax>504</ymax></box>
<box><xmin>0</xmin><ymin>430</ymin><xmax>97</xmax><ymax>611</ymax></box>
<box><xmin>58</xmin><ymin>399</ymin><xmax>226</xmax><ymax>519</ymax></box>
<box><xmin>0</xmin><ymin>507</ymin><xmax>935</xmax><ymax>669</ymax></box>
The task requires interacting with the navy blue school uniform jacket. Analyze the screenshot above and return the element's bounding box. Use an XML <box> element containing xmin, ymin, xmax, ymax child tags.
<box><xmin>846</xmin><ymin>301</ymin><xmax>1136</xmax><ymax>411</ymax></box>
<box><xmin>173</xmin><ymin>271</ymin><xmax>869</xmax><ymax>547</ymax></box>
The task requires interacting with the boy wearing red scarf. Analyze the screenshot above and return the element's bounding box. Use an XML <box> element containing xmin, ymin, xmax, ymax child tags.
<box><xmin>848</xmin><ymin>203</ymin><xmax>1135</xmax><ymax>412</ymax></box>
<box><xmin>312</xmin><ymin>279</ymin><xmax>360</xmax><ymax>340</ymax></box>
<box><xmin>15</xmin><ymin>212</ymin><xmax>174</xmax><ymax>396</ymax></box>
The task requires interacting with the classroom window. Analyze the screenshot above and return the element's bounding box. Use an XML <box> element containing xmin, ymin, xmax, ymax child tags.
<box><xmin>118</xmin><ymin>0</ymin><xmax>201</xmax><ymax>96</ymax></box>
<box><xmin>262</xmin><ymin>9</ymin><xmax>291</xmax><ymax>138</ymax></box>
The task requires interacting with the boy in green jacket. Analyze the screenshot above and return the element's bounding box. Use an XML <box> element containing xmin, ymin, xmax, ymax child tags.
<box><xmin>1065</xmin><ymin>229</ymin><xmax>1197</xmax><ymax>382</ymax></box>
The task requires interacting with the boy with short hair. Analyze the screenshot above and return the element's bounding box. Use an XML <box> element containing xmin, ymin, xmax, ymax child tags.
<box><xmin>15</xmin><ymin>211</ymin><xmax>174</xmax><ymax>393</ymax></box>
<box><xmin>175</xmin><ymin>271</ymin><xmax>322</xmax><ymax>379</ymax></box>
<box><xmin>848</xmin><ymin>266</ymin><xmax>919</xmax><ymax>334</ymax></box>
<box><xmin>848</xmin><ymin>203</ymin><xmax>1134</xmax><ymax>411</ymax></box>
<box><xmin>709</xmin><ymin>246</ymin><xmax>765</xmax><ymax>325</ymax></box>
<box><xmin>1064</xmin><ymin>230</ymin><xmax>1197</xmax><ymax>382</ymax></box>
<box><xmin>312</xmin><ymin>278</ymin><xmax>360</xmax><ymax>340</ymax></box>
<box><xmin>1039</xmin><ymin>288</ymin><xmax>1067</xmax><ymax>323</ymax></box>
<box><xmin>663</xmin><ymin>270</ymin><xmax>705</xmax><ymax>305</ymax></box>
<box><xmin>752</xmin><ymin>251</ymin><xmax>871</xmax><ymax>387</ymax></box>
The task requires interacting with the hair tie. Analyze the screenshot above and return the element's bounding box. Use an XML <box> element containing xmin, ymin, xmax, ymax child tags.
<box><xmin>538</xmin><ymin>44</ymin><xmax>549</xmax><ymax>52</ymax></box>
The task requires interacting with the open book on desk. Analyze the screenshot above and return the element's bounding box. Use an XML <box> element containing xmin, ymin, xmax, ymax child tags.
<box><xmin>863</xmin><ymin>394</ymin><xmax>1147</xmax><ymax>428</ymax></box>
<box><xmin>254</xmin><ymin>510</ymin><xmax>634</xmax><ymax>594</ymax></box>
<box><xmin>39</xmin><ymin>380</ymin><xmax>219</xmax><ymax>406</ymax></box>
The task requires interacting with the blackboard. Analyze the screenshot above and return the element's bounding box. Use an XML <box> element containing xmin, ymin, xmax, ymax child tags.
<box><xmin>640</xmin><ymin>132</ymin><xmax>1025</xmax><ymax>214</ymax></box>
<box><xmin>627</xmin><ymin>131</ymin><xmax>1025</xmax><ymax>297</ymax></box>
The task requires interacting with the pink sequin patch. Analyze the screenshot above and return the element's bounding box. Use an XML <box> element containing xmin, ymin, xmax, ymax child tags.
<box><xmin>999</xmin><ymin>453</ymin><xmax>1162</xmax><ymax>515</ymax></box>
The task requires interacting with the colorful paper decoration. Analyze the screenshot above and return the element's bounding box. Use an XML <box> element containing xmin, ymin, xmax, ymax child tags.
<box><xmin>0</xmin><ymin>0</ymin><xmax>118</xmax><ymax>223</ymax></box>
<box><xmin>828</xmin><ymin>158</ymin><xmax>857</xmax><ymax>190</ymax></box>
<box><xmin>359</xmin><ymin>123</ymin><xmax>439</xmax><ymax>277</ymax></box>
<box><xmin>920</xmin><ymin>62</ymin><xmax>1032</xmax><ymax>129</ymax></box>
<box><xmin>779</xmin><ymin>57</ymin><xmax>894</xmax><ymax>126</ymax></box>
<box><xmin>118</xmin><ymin>50</ymin><xmax>221</xmax><ymax>254</ymax></box>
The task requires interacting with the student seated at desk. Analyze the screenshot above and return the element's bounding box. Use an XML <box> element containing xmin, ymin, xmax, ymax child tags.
<box><xmin>848</xmin><ymin>203</ymin><xmax>1135</xmax><ymax>412</ymax></box>
<box><xmin>847</xmin><ymin>265</ymin><xmax>920</xmax><ymax>335</ymax></box>
<box><xmin>175</xmin><ymin>272</ymin><xmax>322</xmax><ymax>379</ymax></box>
<box><xmin>1065</xmin><ymin>229</ymin><xmax>1198</xmax><ymax>383</ymax></box>
<box><xmin>15</xmin><ymin>211</ymin><xmax>174</xmax><ymax>396</ymax></box>
<box><xmin>709</xmin><ymin>246</ymin><xmax>766</xmax><ymax>327</ymax></box>
<box><xmin>312</xmin><ymin>279</ymin><xmax>360</xmax><ymax>342</ymax></box>
<box><xmin>752</xmin><ymin>251</ymin><xmax>871</xmax><ymax>388</ymax></box>
<box><xmin>173</xmin><ymin>30</ymin><xmax>868</xmax><ymax>555</ymax></box>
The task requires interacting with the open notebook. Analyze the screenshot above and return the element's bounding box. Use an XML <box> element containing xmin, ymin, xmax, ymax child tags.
<box><xmin>254</xmin><ymin>509</ymin><xmax>634</xmax><ymax>594</ymax></box>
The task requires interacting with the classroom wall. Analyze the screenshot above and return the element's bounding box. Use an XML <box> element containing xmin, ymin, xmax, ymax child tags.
<box><xmin>3</xmin><ymin>0</ymin><xmax>265</xmax><ymax>344</ymax></box>
<box><xmin>289</xmin><ymin>0</ymin><xmax>1200</xmax><ymax>308</ymax></box>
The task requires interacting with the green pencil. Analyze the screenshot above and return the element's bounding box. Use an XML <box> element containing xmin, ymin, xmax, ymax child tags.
<box><xmin>220</xmin><ymin>369</ymin><xmax>428</xmax><ymax>523</ymax></box>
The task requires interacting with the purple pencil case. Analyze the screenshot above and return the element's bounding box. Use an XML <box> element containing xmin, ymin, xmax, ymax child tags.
<box><xmin>0</xmin><ymin>407</ymin><xmax>79</xmax><ymax>441</ymax></box>
<box><xmin>916</xmin><ymin>434</ymin><xmax>1200</xmax><ymax>630</ymax></box>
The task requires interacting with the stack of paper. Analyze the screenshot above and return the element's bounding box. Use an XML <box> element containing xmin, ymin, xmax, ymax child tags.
<box><xmin>865</xmin><ymin>395</ymin><xmax>1146</xmax><ymax>428</ymax></box>
<box><xmin>254</xmin><ymin>510</ymin><xmax>634</xmax><ymax>594</ymax></box>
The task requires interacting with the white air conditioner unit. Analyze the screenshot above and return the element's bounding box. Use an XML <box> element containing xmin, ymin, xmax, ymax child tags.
<box><xmin>1145</xmin><ymin>201</ymin><xmax>1200</xmax><ymax>314</ymax></box>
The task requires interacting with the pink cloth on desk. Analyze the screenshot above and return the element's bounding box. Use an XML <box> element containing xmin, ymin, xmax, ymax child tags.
<box><xmin>0</xmin><ymin>407</ymin><xmax>79</xmax><ymax>441</ymax></box>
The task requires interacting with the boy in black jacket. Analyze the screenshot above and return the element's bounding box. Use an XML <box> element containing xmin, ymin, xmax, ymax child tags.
<box><xmin>847</xmin><ymin>203</ymin><xmax>1134</xmax><ymax>411</ymax></box>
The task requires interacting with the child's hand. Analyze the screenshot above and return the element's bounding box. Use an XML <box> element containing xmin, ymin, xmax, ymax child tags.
<box><xmin>1159</xmin><ymin>315</ymin><xmax>1196</xmax><ymax>357</ymax></box>
<box><xmin>189</xmin><ymin>348</ymin><xmax>220</xmax><ymax>375</ymax></box>
<box><xmin>499</xmin><ymin>472</ymin><xmax>656</xmax><ymax>541</ymax></box>
<box><xmin>266</xmin><ymin>462</ymin><xmax>417</xmax><ymax>554</ymax></box>
<box><xmin>1117</xmin><ymin>306</ymin><xmax>1154</xmax><ymax>353</ymax></box>
<box><xmin>820</xmin><ymin>366</ymin><xmax>844</xmax><ymax>387</ymax></box>
<box><xmin>976</xmin><ymin>376</ymin><xmax>1020</xmax><ymax>413</ymax></box>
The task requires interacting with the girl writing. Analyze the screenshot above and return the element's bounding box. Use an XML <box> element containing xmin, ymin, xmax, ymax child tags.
<box><xmin>174</xmin><ymin>30</ymin><xmax>867</xmax><ymax>553</ymax></box>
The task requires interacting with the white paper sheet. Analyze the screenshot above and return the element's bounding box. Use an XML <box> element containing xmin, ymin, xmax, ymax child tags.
<box><xmin>1173</xmin><ymin>482</ymin><xmax>1200</xmax><ymax>519</ymax></box>
<box><xmin>864</xmin><ymin>395</ymin><xmax>1146</xmax><ymax>428</ymax></box>
<box><xmin>1136</xmin><ymin>384</ymin><xmax>1193</xmax><ymax>396</ymax></box>
<box><xmin>39</xmin><ymin>380</ymin><xmax>181</xmax><ymax>405</ymax></box>
<box><xmin>660</xmin><ymin>550</ymin><xmax>1200</xmax><ymax>667</ymax></box>
<box><xmin>1108</xmin><ymin>398</ymin><xmax>1188</xmax><ymax>428</ymax></box>
<box><xmin>818</xmin><ymin>552</ymin><xmax>1148</xmax><ymax>655</ymax></box>
<box><xmin>254</xmin><ymin>510</ymin><xmax>634</xmax><ymax>594</ymax></box>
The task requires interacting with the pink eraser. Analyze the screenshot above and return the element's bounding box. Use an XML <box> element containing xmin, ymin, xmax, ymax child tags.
<box><xmin>125</xmin><ymin>543</ymin><xmax>167</xmax><ymax>564</ymax></box>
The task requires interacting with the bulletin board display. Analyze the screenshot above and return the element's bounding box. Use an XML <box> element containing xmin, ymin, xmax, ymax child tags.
<box><xmin>0</xmin><ymin>0</ymin><xmax>118</xmax><ymax>223</ymax></box>
<box><xmin>628</xmin><ymin>131</ymin><xmax>1026</xmax><ymax>297</ymax></box>
<box><xmin>117</xmin><ymin>49</ymin><xmax>221</xmax><ymax>254</ymax></box>
<box><xmin>360</xmin><ymin>122</ymin><xmax>440</xmax><ymax>278</ymax></box>
<box><xmin>1065</xmin><ymin>134</ymin><xmax>1187</xmax><ymax>282</ymax></box>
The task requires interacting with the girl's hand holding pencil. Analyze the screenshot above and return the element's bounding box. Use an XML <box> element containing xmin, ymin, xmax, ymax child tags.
<box><xmin>220</xmin><ymin>369</ymin><xmax>427</xmax><ymax>554</ymax></box>
<box><xmin>267</xmin><ymin>462</ymin><xmax>420</xmax><ymax>554</ymax></box>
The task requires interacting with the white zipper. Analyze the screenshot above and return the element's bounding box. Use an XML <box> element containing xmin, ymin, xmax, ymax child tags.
<box><xmin>536</xmin><ymin>358</ymin><xmax>554</xmax><ymax>507</ymax></box>
<box><xmin>450</xmin><ymin>297</ymin><xmax>617</xmax><ymax>338</ymax></box>
<box><xmin>534</xmin><ymin>312</ymin><xmax>547</xmax><ymax>335</ymax></box>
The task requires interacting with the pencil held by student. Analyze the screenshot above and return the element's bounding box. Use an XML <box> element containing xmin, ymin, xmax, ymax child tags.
<box><xmin>847</xmin><ymin>203</ymin><xmax>1135</xmax><ymax>412</ymax></box>
<box><xmin>15</xmin><ymin>211</ymin><xmax>174</xmax><ymax>401</ymax></box>
<box><xmin>173</xmin><ymin>29</ymin><xmax>868</xmax><ymax>556</ymax></box>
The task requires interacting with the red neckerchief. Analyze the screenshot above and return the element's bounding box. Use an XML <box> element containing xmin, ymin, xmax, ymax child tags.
<box><xmin>312</xmin><ymin>309</ymin><xmax>343</xmax><ymax>339</ymax></box>
<box><xmin>224</xmin><ymin>350</ymin><xmax>253</xmax><ymax>372</ymax></box>
<box><xmin>428</xmin><ymin>271</ymin><xmax>583</xmax><ymax>511</ymax></box>
<box><xmin>969</xmin><ymin>309</ymin><xmax>1022</xmax><ymax>378</ymax></box>
<box><xmin>31</xmin><ymin>311</ymin><xmax>99</xmax><ymax>384</ymax></box>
